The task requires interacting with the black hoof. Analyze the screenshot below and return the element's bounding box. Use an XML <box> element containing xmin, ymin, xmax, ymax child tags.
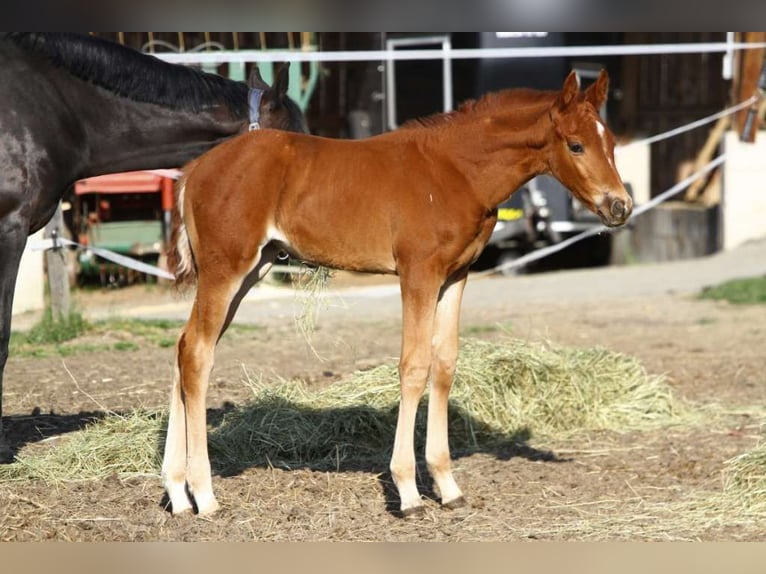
<box><xmin>400</xmin><ymin>504</ymin><xmax>426</xmax><ymax>518</ymax></box>
<box><xmin>442</xmin><ymin>496</ymin><xmax>467</xmax><ymax>510</ymax></box>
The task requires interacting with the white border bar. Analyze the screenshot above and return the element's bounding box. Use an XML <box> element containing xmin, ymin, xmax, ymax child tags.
<box><xmin>152</xmin><ymin>42</ymin><xmax>766</xmax><ymax>65</ymax></box>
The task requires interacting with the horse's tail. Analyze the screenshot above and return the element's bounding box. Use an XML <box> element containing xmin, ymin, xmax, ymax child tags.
<box><xmin>166</xmin><ymin>172</ymin><xmax>198</xmax><ymax>292</ymax></box>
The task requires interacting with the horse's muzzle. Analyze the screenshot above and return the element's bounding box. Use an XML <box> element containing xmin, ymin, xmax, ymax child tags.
<box><xmin>599</xmin><ymin>193</ymin><xmax>633</xmax><ymax>228</ymax></box>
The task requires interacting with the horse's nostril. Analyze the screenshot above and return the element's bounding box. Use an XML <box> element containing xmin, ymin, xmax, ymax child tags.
<box><xmin>610</xmin><ymin>199</ymin><xmax>625</xmax><ymax>218</ymax></box>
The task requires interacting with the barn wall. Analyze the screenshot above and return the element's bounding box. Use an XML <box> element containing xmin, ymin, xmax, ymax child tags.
<box><xmin>618</xmin><ymin>32</ymin><xmax>729</xmax><ymax>199</ymax></box>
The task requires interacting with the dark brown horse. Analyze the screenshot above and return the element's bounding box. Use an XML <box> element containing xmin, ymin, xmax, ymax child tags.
<box><xmin>163</xmin><ymin>70</ymin><xmax>632</xmax><ymax>516</ymax></box>
<box><xmin>0</xmin><ymin>33</ymin><xmax>307</xmax><ymax>460</ymax></box>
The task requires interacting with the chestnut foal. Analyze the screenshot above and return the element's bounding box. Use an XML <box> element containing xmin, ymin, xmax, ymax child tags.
<box><xmin>162</xmin><ymin>70</ymin><xmax>632</xmax><ymax>516</ymax></box>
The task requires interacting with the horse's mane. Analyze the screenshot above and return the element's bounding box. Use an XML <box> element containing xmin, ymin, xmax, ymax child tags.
<box><xmin>4</xmin><ymin>33</ymin><xmax>248</xmax><ymax>116</ymax></box>
<box><xmin>400</xmin><ymin>88</ymin><xmax>559</xmax><ymax>130</ymax></box>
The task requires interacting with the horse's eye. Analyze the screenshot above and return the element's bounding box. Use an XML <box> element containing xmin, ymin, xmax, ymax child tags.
<box><xmin>568</xmin><ymin>142</ymin><xmax>584</xmax><ymax>154</ymax></box>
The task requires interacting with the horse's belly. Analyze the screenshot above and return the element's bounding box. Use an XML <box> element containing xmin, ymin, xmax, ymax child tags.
<box><xmin>278</xmin><ymin>217</ymin><xmax>396</xmax><ymax>275</ymax></box>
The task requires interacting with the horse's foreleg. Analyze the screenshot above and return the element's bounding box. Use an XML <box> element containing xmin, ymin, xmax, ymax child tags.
<box><xmin>390</xmin><ymin>271</ymin><xmax>440</xmax><ymax>515</ymax></box>
<box><xmin>0</xmin><ymin>218</ymin><xmax>29</xmax><ymax>462</ymax></box>
<box><xmin>427</xmin><ymin>273</ymin><xmax>468</xmax><ymax>509</ymax></box>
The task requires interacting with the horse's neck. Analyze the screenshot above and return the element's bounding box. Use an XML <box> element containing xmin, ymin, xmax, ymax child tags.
<box><xmin>78</xmin><ymin>92</ymin><xmax>244</xmax><ymax>176</ymax></box>
<box><xmin>434</xmin><ymin>106</ymin><xmax>551</xmax><ymax>208</ymax></box>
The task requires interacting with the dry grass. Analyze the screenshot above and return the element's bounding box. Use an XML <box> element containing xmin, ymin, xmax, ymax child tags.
<box><xmin>682</xmin><ymin>426</ymin><xmax>766</xmax><ymax>524</ymax></box>
<box><xmin>0</xmin><ymin>336</ymin><xmax>692</xmax><ymax>483</ymax></box>
<box><xmin>3</xmin><ymin>336</ymin><xmax>766</xmax><ymax>540</ymax></box>
<box><xmin>0</xmin><ymin>410</ymin><xmax>163</xmax><ymax>483</ymax></box>
<box><xmin>721</xmin><ymin>432</ymin><xmax>766</xmax><ymax>511</ymax></box>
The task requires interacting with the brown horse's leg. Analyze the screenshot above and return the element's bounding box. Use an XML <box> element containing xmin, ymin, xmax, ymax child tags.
<box><xmin>162</xmin><ymin>349</ymin><xmax>192</xmax><ymax>514</ymax></box>
<box><xmin>390</xmin><ymin>269</ymin><xmax>441</xmax><ymax>515</ymax></box>
<box><xmin>163</xmin><ymin>245</ymin><xmax>277</xmax><ymax>515</ymax></box>
<box><xmin>427</xmin><ymin>273</ymin><xmax>468</xmax><ymax>509</ymax></box>
<box><xmin>162</xmin><ymin>290</ymin><xmax>224</xmax><ymax>515</ymax></box>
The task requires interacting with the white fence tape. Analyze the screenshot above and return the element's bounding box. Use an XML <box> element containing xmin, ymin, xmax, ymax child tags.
<box><xmin>475</xmin><ymin>154</ymin><xmax>729</xmax><ymax>277</ymax></box>
<box><xmin>27</xmin><ymin>237</ymin><xmax>175</xmax><ymax>281</ymax></box>
<box><xmin>617</xmin><ymin>96</ymin><xmax>757</xmax><ymax>152</ymax></box>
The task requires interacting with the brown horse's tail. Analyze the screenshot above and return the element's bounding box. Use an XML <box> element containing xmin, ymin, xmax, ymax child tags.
<box><xmin>166</xmin><ymin>173</ymin><xmax>198</xmax><ymax>292</ymax></box>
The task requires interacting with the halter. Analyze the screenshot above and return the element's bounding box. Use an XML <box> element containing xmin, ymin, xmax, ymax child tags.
<box><xmin>248</xmin><ymin>88</ymin><xmax>264</xmax><ymax>131</ymax></box>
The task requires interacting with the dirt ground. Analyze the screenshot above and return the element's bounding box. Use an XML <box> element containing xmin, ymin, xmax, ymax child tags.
<box><xmin>1</xmin><ymin>272</ymin><xmax>766</xmax><ymax>541</ymax></box>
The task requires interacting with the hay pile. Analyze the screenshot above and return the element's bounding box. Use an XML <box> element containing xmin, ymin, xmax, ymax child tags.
<box><xmin>715</xmin><ymin>430</ymin><xmax>766</xmax><ymax>513</ymax></box>
<box><xmin>207</xmin><ymin>338</ymin><xmax>683</xmax><ymax>474</ymax></box>
<box><xmin>0</xmin><ymin>337</ymin><xmax>686</xmax><ymax>482</ymax></box>
<box><xmin>0</xmin><ymin>410</ymin><xmax>163</xmax><ymax>483</ymax></box>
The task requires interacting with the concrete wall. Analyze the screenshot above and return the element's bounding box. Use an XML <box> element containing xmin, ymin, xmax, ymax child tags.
<box><xmin>624</xmin><ymin>201</ymin><xmax>720</xmax><ymax>263</ymax></box>
<box><xmin>723</xmin><ymin>130</ymin><xmax>766</xmax><ymax>250</ymax></box>
<box><xmin>614</xmin><ymin>130</ymin><xmax>766</xmax><ymax>264</ymax></box>
<box><xmin>615</xmin><ymin>142</ymin><xmax>651</xmax><ymax>206</ymax></box>
<box><xmin>12</xmin><ymin>230</ymin><xmax>45</xmax><ymax>316</ymax></box>
<box><xmin>609</xmin><ymin>141</ymin><xmax>651</xmax><ymax>264</ymax></box>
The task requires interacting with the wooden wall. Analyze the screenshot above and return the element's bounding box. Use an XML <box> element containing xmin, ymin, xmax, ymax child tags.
<box><xmin>617</xmin><ymin>32</ymin><xmax>730</xmax><ymax>199</ymax></box>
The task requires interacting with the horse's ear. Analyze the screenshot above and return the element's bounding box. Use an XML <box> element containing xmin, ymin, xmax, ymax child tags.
<box><xmin>248</xmin><ymin>64</ymin><xmax>270</xmax><ymax>91</ymax></box>
<box><xmin>556</xmin><ymin>70</ymin><xmax>580</xmax><ymax>110</ymax></box>
<box><xmin>585</xmin><ymin>69</ymin><xmax>609</xmax><ymax>110</ymax></box>
<box><xmin>273</xmin><ymin>63</ymin><xmax>290</xmax><ymax>98</ymax></box>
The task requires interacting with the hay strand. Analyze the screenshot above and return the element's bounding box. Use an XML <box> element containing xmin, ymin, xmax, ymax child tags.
<box><xmin>292</xmin><ymin>264</ymin><xmax>334</xmax><ymax>354</ymax></box>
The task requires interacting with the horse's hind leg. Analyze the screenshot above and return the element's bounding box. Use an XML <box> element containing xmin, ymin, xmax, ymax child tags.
<box><xmin>426</xmin><ymin>274</ymin><xmax>468</xmax><ymax>509</ymax></box>
<box><xmin>163</xmin><ymin>244</ymin><xmax>278</xmax><ymax>515</ymax></box>
<box><xmin>162</xmin><ymin>349</ymin><xmax>192</xmax><ymax>514</ymax></box>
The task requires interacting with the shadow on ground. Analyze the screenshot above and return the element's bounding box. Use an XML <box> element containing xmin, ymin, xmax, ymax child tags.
<box><xmin>2</xmin><ymin>410</ymin><xmax>107</xmax><ymax>462</ymax></box>
<box><xmin>2</xmin><ymin>398</ymin><xmax>566</xmax><ymax>516</ymax></box>
<box><xmin>203</xmin><ymin>398</ymin><xmax>564</xmax><ymax>515</ymax></box>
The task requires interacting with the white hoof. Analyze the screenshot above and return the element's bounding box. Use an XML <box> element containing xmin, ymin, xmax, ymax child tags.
<box><xmin>193</xmin><ymin>490</ymin><xmax>220</xmax><ymax>516</ymax></box>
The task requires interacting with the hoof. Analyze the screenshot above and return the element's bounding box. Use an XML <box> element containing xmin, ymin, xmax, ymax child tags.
<box><xmin>170</xmin><ymin>501</ymin><xmax>193</xmax><ymax>516</ymax></box>
<box><xmin>194</xmin><ymin>494</ymin><xmax>220</xmax><ymax>516</ymax></box>
<box><xmin>0</xmin><ymin>441</ymin><xmax>13</xmax><ymax>464</ymax></box>
<box><xmin>164</xmin><ymin>481</ymin><xmax>193</xmax><ymax>515</ymax></box>
<box><xmin>442</xmin><ymin>495</ymin><xmax>467</xmax><ymax>510</ymax></box>
<box><xmin>400</xmin><ymin>504</ymin><xmax>426</xmax><ymax>518</ymax></box>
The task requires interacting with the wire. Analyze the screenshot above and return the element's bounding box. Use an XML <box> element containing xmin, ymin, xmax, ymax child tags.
<box><xmin>617</xmin><ymin>96</ymin><xmax>758</xmax><ymax>151</ymax></box>
<box><xmin>477</xmin><ymin>154</ymin><xmax>729</xmax><ymax>277</ymax></box>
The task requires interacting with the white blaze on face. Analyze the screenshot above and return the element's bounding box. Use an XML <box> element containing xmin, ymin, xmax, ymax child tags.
<box><xmin>595</xmin><ymin>119</ymin><xmax>605</xmax><ymax>139</ymax></box>
<box><xmin>595</xmin><ymin>119</ymin><xmax>615</xmax><ymax>169</ymax></box>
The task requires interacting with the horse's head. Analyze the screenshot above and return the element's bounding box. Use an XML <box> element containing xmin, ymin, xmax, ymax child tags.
<box><xmin>546</xmin><ymin>70</ymin><xmax>631</xmax><ymax>228</ymax></box>
<box><xmin>248</xmin><ymin>63</ymin><xmax>309</xmax><ymax>134</ymax></box>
